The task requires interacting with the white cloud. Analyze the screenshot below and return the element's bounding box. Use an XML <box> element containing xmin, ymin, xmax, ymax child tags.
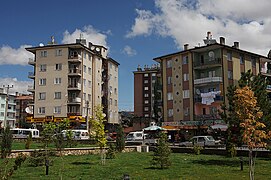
<box><xmin>127</xmin><ymin>0</ymin><xmax>271</xmax><ymax>56</ymax></box>
<box><xmin>0</xmin><ymin>45</ymin><xmax>33</xmax><ymax>65</ymax></box>
<box><xmin>122</xmin><ymin>45</ymin><xmax>137</xmax><ymax>56</ymax></box>
<box><xmin>62</xmin><ymin>25</ymin><xmax>108</xmax><ymax>48</ymax></box>
<box><xmin>0</xmin><ymin>77</ymin><xmax>32</xmax><ymax>94</ymax></box>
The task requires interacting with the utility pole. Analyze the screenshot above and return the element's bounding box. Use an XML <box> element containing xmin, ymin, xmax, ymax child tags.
<box><xmin>3</xmin><ymin>85</ymin><xmax>13</xmax><ymax>128</ymax></box>
<box><xmin>86</xmin><ymin>100</ymin><xmax>89</xmax><ymax>132</ymax></box>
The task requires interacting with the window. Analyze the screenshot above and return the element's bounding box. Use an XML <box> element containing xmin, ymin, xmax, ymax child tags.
<box><xmin>1</xmin><ymin>104</ymin><xmax>4</xmax><ymax>108</ymax></box>
<box><xmin>55</xmin><ymin>63</ymin><xmax>62</xmax><ymax>70</ymax></box>
<box><xmin>39</xmin><ymin>78</ymin><xmax>46</xmax><ymax>86</ymax></box>
<box><xmin>83</xmin><ymin>93</ymin><xmax>86</xmax><ymax>100</ymax></box>
<box><xmin>144</xmin><ymin>114</ymin><xmax>149</xmax><ymax>117</ymax></box>
<box><xmin>144</xmin><ymin>100</ymin><xmax>149</xmax><ymax>104</ymax></box>
<box><xmin>144</xmin><ymin>93</ymin><xmax>149</xmax><ymax>97</ymax></box>
<box><xmin>56</xmin><ymin>49</ymin><xmax>62</xmax><ymax>56</ymax></box>
<box><xmin>144</xmin><ymin>107</ymin><xmax>149</xmax><ymax>111</ymax></box>
<box><xmin>240</xmin><ymin>54</ymin><xmax>244</xmax><ymax>64</ymax></box>
<box><xmin>0</xmin><ymin>112</ymin><xmax>4</xmax><ymax>116</ymax></box>
<box><xmin>144</xmin><ymin>80</ymin><xmax>148</xmax><ymax>83</ymax></box>
<box><xmin>114</xmin><ymin>88</ymin><xmax>117</xmax><ymax>95</ymax></box>
<box><xmin>88</xmin><ymin>67</ymin><xmax>91</xmax><ymax>75</ymax></box>
<box><xmin>152</xmin><ymin>73</ymin><xmax>156</xmax><ymax>77</ymax></box>
<box><xmin>115</xmin><ymin>100</ymin><xmax>117</xmax><ymax>106</ymax></box>
<box><xmin>54</xmin><ymin>106</ymin><xmax>61</xmax><ymax>114</ymax></box>
<box><xmin>54</xmin><ymin>78</ymin><xmax>61</xmax><ymax>84</ymax></box>
<box><xmin>227</xmin><ymin>51</ymin><xmax>232</xmax><ymax>61</ymax></box>
<box><xmin>167</xmin><ymin>60</ymin><xmax>172</xmax><ymax>68</ymax></box>
<box><xmin>144</xmin><ymin>73</ymin><xmax>149</xmax><ymax>77</ymax></box>
<box><xmin>115</xmin><ymin>65</ymin><xmax>117</xmax><ymax>72</ymax></box>
<box><xmin>144</xmin><ymin>86</ymin><xmax>149</xmax><ymax>90</ymax></box>
<box><xmin>167</xmin><ymin>92</ymin><xmax>173</xmax><ymax>100</ymax></box>
<box><xmin>251</xmin><ymin>56</ymin><xmax>256</xmax><ymax>67</ymax></box>
<box><xmin>83</xmin><ymin>65</ymin><xmax>86</xmax><ymax>73</ymax></box>
<box><xmin>184</xmin><ymin>107</ymin><xmax>189</xmax><ymax>116</ymax></box>
<box><xmin>210</xmin><ymin>107</ymin><xmax>217</xmax><ymax>115</ymax></box>
<box><xmin>88</xmin><ymin>53</ymin><xmax>91</xmax><ymax>60</ymax></box>
<box><xmin>183</xmin><ymin>73</ymin><xmax>189</xmax><ymax>81</ymax></box>
<box><xmin>208</xmin><ymin>71</ymin><xmax>215</xmax><ymax>77</ymax></box>
<box><xmin>38</xmin><ymin>92</ymin><xmax>46</xmax><ymax>100</ymax></box>
<box><xmin>168</xmin><ymin>109</ymin><xmax>173</xmax><ymax>117</ymax></box>
<box><xmin>182</xmin><ymin>56</ymin><xmax>188</xmax><ymax>64</ymax></box>
<box><xmin>228</xmin><ymin>71</ymin><xmax>233</xmax><ymax>79</ymax></box>
<box><xmin>39</xmin><ymin>64</ymin><xmax>47</xmax><ymax>72</ymax></box>
<box><xmin>109</xmin><ymin>63</ymin><xmax>112</xmax><ymax>69</ymax></box>
<box><xmin>110</xmin><ymin>98</ymin><xmax>112</xmax><ymax>105</ymax></box>
<box><xmin>41</xmin><ymin>51</ymin><xmax>47</xmax><ymax>57</ymax></box>
<box><xmin>38</xmin><ymin>107</ymin><xmax>45</xmax><ymax>114</ymax></box>
<box><xmin>167</xmin><ymin>76</ymin><xmax>172</xmax><ymax>84</ymax></box>
<box><xmin>83</xmin><ymin>79</ymin><xmax>86</xmax><ymax>86</ymax></box>
<box><xmin>88</xmin><ymin>94</ymin><xmax>91</xmax><ymax>101</ymax></box>
<box><xmin>88</xmin><ymin>80</ymin><xmax>91</xmax><ymax>88</ymax></box>
<box><xmin>54</xmin><ymin>92</ymin><xmax>61</xmax><ymax>99</ymax></box>
<box><xmin>183</xmin><ymin>90</ymin><xmax>190</xmax><ymax>98</ymax></box>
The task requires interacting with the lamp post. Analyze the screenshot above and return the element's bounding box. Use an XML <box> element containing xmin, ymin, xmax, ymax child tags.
<box><xmin>3</xmin><ymin>85</ymin><xmax>13</xmax><ymax>128</ymax></box>
<box><xmin>86</xmin><ymin>100</ymin><xmax>89</xmax><ymax>132</ymax></box>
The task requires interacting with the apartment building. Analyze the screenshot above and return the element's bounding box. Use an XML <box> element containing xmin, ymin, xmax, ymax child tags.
<box><xmin>0</xmin><ymin>88</ymin><xmax>16</xmax><ymax>128</ymax></box>
<box><xmin>153</xmin><ymin>32</ymin><xmax>271</xmax><ymax>130</ymax></box>
<box><xmin>15</xmin><ymin>94</ymin><xmax>33</xmax><ymax>127</ymax></box>
<box><xmin>26</xmin><ymin>37</ymin><xmax>119</xmax><ymax>127</ymax></box>
<box><xmin>133</xmin><ymin>64</ymin><xmax>162</xmax><ymax>122</ymax></box>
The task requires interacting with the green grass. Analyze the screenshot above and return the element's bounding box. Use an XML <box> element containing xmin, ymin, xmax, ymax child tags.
<box><xmin>2</xmin><ymin>152</ymin><xmax>270</xmax><ymax>180</ymax></box>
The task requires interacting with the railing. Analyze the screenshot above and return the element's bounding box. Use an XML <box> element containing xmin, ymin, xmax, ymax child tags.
<box><xmin>27</xmin><ymin>85</ymin><xmax>35</xmax><ymax>92</ymax></box>
<box><xmin>68</xmin><ymin>54</ymin><xmax>82</xmax><ymax>62</ymax></box>
<box><xmin>194</xmin><ymin>77</ymin><xmax>222</xmax><ymax>85</ymax></box>
<box><xmin>28</xmin><ymin>58</ymin><xmax>36</xmax><ymax>65</ymax></box>
<box><xmin>28</xmin><ymin>72</ymin><xmax>35</xmax><ymax>78</ymax></box>
<box><xmin>68</xmin><ymin>97</ymin><xmax>81</xmax><ymax>103</ymax></box>
<box><xmin>194</xmin><ymin>58</ymin><xmax>222</xmax><ymax>67</ymax></box>
<box><xmin>68</xmin><ymin>69</ymin><xmax>82</xmax><ymax>75</ymax></box>
<box><xmin>195</xmin><ymin>95</ymin><xmax>223</xmax><ymax>102</ymax></box>
<box><xmin>68</xmin><ymin>83</ymin><xmax>81</xmax><ymax>90</ymax></box>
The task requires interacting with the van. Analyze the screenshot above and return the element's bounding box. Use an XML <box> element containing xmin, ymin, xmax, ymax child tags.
<box><xmin>126</xmin><ymin>131</ymin><xmax>147</xmax><ymax>141</ymax></box>
<box><xmin>62</xmin><ymin>130</ymin><xmax>89</xmax><ymax>140</ymax></box>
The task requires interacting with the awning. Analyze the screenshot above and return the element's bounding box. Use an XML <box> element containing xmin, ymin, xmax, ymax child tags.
<box><xmin>162</xmin><ymin>126</ymin><xmax>179</xmax><ymax>131</ymax></box>
<box><xmin>210</xmin><ymin>124</ymin><xmax>228</xmax><ymax>131</ymax></box>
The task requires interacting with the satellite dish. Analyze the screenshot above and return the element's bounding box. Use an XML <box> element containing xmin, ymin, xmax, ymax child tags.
<box><xmin>196</xmin><ymin>89</ymin><xmax>201</xmax><ymax>95</ymax></box>
<box><xmin>25</xmin><ymin>107</ymin><xmax>33</xmax><ymax>114</ymax></box>
<box><xmin>208</xmin><ymin>51</ymin><xmax>215</xmax><ymax>58</ymax></box>
<box><xmin>91</xmin><ymin>46</ymin><xmax>95</xmax><ymax>50</ymax></box>
<box><xmin>39</xmin><ymin>43</ymin><xmax>44</xmax><ymax>47</ymax></box>
<box><xmin>96</xmin><ymin>47</ymin><xmax>100</xmax><ymax>52</ymax></box>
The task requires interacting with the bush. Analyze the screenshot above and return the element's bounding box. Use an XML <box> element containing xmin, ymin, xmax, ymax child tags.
<box><xmin>1</xmin><ymin>126</ymin><xmax>13</xmax><ymax>158</ymax></box>
<box><xmin>227</xmin><ymin>143</ymin><xmax>237</xmax><ymax>157</ymax></box>
<box><xmin>193</xmin><ymin>145</ymin><xmax>203</xmax><ymax>155</ymax></box>
<box><xmin>106</xmin><ymin>143</ymin><xmax>116</xmax><ymax>159</ymax></box>
<box><xmin>27</xmin><ymin>150</ymin><xmax>55</xmax><ymax>167</ymax></box>
<box><xmin>25</xmin><ymin>133</ymin><xmax>32</xmax><ymax>149</ymax></box>
<box><xmin>115</xmin><ymin>125</ymin><xmax>125</xmax><ymax>152</ymax></box>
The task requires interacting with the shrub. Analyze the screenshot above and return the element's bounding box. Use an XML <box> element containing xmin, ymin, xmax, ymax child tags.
<box><xmin>25</xmin><ymin>133</ymin><xmax>32</xmax><ymax>149</ymax></box>
<box><xmin>115</xmin><ymin>125</ymin><xmax>125</xmax><ymax>152</ymax></box>
<box><xmin>227</xmin><ymin>143</ymin><xmax>237</xmax><ymax>158</ymax></box>
<box><xmin>106</xmin><ymin>143</ymin><xmax>116</xmax><ymax>159</ymax></box>
<box><xmin>193</xmin><ymin>145</ymin><xmax>203</xmax><ymax>155</ymax></box>
<box><xmin>27</xmin><ymin>150</ymin><xmax>55</xmax><ymax>167</ymax></box>
<box><xmin>1</xmin><ymin>126</ymin><xmax>13</xmax><ymax>158</ymax></box>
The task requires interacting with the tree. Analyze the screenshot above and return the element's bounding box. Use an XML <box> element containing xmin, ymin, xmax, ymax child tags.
<box><xmin>115</xmin><ymin>124</ymin><xmax>125</xmax><ymax>152</ymax></box>
<box><xmin>25</xmin><ymin>132</ymin><xmax>32</xmax><ymax>149</ymax></box>
<box><xmin>151</xmin><ymin>132</ymin><xmax>171</xmax><ymax>169</ymax></box>
<box><xmin>1</xmin><ymin>126</ymin><xmax>13</xmax><ymax>159</ymax></box>
<box><xmin>90</xmin><ymin>105</ymin><xmax>107</xmax><ymax>165</ymax></box>
<box><xmin>233</xmin><ymin>86</ymin><xmax>271</xmax><ymax>180</ymax></box>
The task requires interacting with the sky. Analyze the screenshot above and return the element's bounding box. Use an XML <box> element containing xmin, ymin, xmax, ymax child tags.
<box><xmin>0</xmin><ymin>0</ymin><xmax>271</xmax><ymax>111</ymax></box>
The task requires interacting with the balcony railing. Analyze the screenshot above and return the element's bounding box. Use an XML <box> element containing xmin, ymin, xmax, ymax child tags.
<box><xmin>27</xmin><ymin>85</ymin><xmax>35</xmax><ymax>92</ymax></box>
<box><xmin>194</xmin><ymin>58</ymin><xmax>222</xmax><ymax>67</ymax></box>
<box><xmin>68</xmin><ymin>69</ymin><xmax>82</xmax><ymax>76</ymax></box>
<box><xmin>195</xmin><ymin>95</ymin><xmax>224</xmax><ymax>103</ymax></box>
<box><xmin>67</xmin><ymin>83</ymin><xmax>81</xmax><ymax>90</ymax></box>
<box><xmin>28</xmin><ymin>72</ymin><xmax>35</xmax><ymax>79</ymax></box>
<box><xmin>68</xmin><ymin>97</ymin><xmax>81</xmax><ymax>104</ymax></box>
<box><xmin>68</xmin><ymin>54</ymin><xmax>82</xmax><ymax>62</ymax></box>
<box><xmin>194</xmin><ymin>77</ymin><xmax>222</xmax><ymax>85</ymax></box>
<box><xmin>28</xmin><ymin>58</ymin><xmax>36</xmax><ymax>65</ymax></box>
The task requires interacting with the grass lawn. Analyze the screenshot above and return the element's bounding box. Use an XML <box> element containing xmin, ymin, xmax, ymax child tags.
<box><xmin>2</xmin><ymin>152</ymin><xmax>270</xmax><ymax>180</ymax></box>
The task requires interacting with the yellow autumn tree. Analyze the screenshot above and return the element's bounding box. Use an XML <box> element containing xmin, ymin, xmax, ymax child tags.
<box><xmin>90</xmin><ymin>105</ymin><xmax>107</xmax><ymax>165</ymax></box>
<box><xmin>233</xmin><ymin>86</ymin><xmax>271</xmax><ymax>180</ymax></box>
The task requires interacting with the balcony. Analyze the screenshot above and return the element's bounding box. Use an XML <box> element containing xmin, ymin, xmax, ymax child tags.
<box><xmin>68</xmin><ymin>69</ymin><xmax>82</xmax><ymax>76</ymax></box>
<box><xmin>194</xmin><ymin>58</ymin><xmax>222</xmax><ymax>69</ymax></box>
<box><xmin>68</xmin><ymin>83</ymin><xmax>81</xmax><ymax>91</ymax></box>
<box><xmin>68</xmin><ymin>54</ymin><xmax>82</xmax><ymax>63</ymax></box>
<box><xmin>67</xmin><ymin>112</ymin><xmax>81</xmax><ymax>116</ymax></box>
<box><xmin>195</xmin><ymin>95</ymin><xmax>224</xmax><ymax>103</ymax></box>
<box><xmin>68</xmin><ymin>97</ymin><xmax>81</xmax><ymax>104</ymax></box>
<box><xmin>28</xmin><ymin>58</ymin><xmax>36</xmax><ymax>65</ymax></box>
<box><xmin>28</xmin><ymin>72</ymin><xmax>35</xmax><ymax>79</ymax></box>
<box><xmin>194</xmin><ymin>77</ymin><xmax>222</xmax><ymax>85</ymax></box>
<box><xmin>27</xmin><ymin>85</ymin><xmax>35</xmax><ymax>92</ymax></box>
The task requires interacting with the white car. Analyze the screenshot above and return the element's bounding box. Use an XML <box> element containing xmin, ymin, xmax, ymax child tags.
<box><xmin>179</xmin><ymin>136</ymin><xmax>219</xmax><ymax>147</ymax></box>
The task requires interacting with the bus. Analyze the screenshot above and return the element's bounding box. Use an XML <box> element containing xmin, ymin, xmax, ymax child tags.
<box><xmin>11</xmin><ymin>128</ymin><xmax>40</xmax><ymax>138</ymax></box>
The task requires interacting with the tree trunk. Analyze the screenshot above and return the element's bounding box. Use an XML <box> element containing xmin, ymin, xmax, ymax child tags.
<box><xmin>249</xmin><ymin>149</ymin><xmax>255</xmax><ymax>180</ymax></box>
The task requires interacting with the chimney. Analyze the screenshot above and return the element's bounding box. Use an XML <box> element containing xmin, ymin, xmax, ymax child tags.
<box><xmin>233</xmin><ymin>42</ymin><xmax>239</xmax><ymax>49</ymax></box>
<box><xmin>184</xmin><ymin>44</ymin><xmax>189</xmax><ymax>50</ymax></box>
<box><xmin>220</xmin><ymin>37</ymin><xmax>225</xmax><ymax>45</ymax></box>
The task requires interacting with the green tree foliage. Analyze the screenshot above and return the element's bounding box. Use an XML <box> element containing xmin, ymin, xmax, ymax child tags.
<box><xmin>1</xmin><ymin>126</ymin><xmax>13</xmax><ymax>159</ymax></box>
<box><xmin>115</xmin><ymin>125</ymin><xmax>125</xmax><ymax>152</ymax></box>
<box><xmin>106</xmin><ymin>143</ymin><xmax>116</xmax><ymax>159</ymax></box>
<box><xmin>151</xmin><ymin>132</ymin><xmax>171</xmax><ymax>169</ymax></box>
<box><xmin>25</xmin><ymin>132</ymin><xmax>32</xmax><ymax>149</ymax></box>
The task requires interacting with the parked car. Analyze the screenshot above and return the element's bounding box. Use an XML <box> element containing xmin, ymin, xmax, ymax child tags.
<box><xmin>179</xmin><ymin>136</ymin><xmax>220</xmax><ymax>147</ymax></box>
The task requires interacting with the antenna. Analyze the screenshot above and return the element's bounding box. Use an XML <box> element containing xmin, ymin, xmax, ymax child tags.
<box><xmin>25</xmin><ymin>107</ymin><xmax>33</xmax><ymax>114</ymax></box>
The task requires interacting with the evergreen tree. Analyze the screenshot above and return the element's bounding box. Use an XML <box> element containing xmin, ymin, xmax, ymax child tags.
<box><xmin>151</xmin><ymin>132</ymin><xmax>171</xmax><ymax>169</ymax></box>
<box><xmin>1</xmin><ymin>126</ymin><xmax>13</xmax><ymax>158</ymax></box>
<box><xmin>115</xmin><ymin>124</ymin><xmax>125</xmax><ymax>152</ymax></box>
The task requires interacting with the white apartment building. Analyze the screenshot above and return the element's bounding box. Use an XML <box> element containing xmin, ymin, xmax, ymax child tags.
<box><xmin>26</xmin><ymin>38</ymin><xmax>119</xmax><ymax>126</ymax></box>
<box><xmin>0</xmin><ymin>88</ymin><xmax>16</xmax><ymax>128</ymax></box>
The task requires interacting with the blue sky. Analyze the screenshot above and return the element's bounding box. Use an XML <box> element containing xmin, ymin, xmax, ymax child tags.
<box><xmin>1</xmin><ymin>0</ymin><xmax>271</xmax><ymax>111</ymax></box>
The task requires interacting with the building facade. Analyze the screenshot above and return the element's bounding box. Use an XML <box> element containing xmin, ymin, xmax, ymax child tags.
<box><xmin>26</xmin><ymin>38</ymin><xmax>119</xmax><ymax>127</ymax></box>
<box><xmin>154</xmin><ymin>32</ymin><xmax>271</xmax><ymax>130</ymax></box>
<box><xmin>133</xmin><ymin>64</ymin><xmax>162</xmax><ymax>123</ymax></box>
<box><xmin>0</xmin><ymin>88</ymin><xmax>16</xmax><ymax>128</ymax></box>
<box><xmin>15</xmin><ymin>94</ymin><xmax>33</xmax><ymax>128</ymax></box>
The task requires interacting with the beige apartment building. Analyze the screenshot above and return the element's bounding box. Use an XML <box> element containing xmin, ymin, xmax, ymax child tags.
<box><xmin>26</xmin><ymin>38</ymin><xmax>119</xmax><ymax>127</ymax></box>
<box><xmin>154</xmin><ymin>32</ymin><xmax>271</xmax><ymax>131</ymax></box>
